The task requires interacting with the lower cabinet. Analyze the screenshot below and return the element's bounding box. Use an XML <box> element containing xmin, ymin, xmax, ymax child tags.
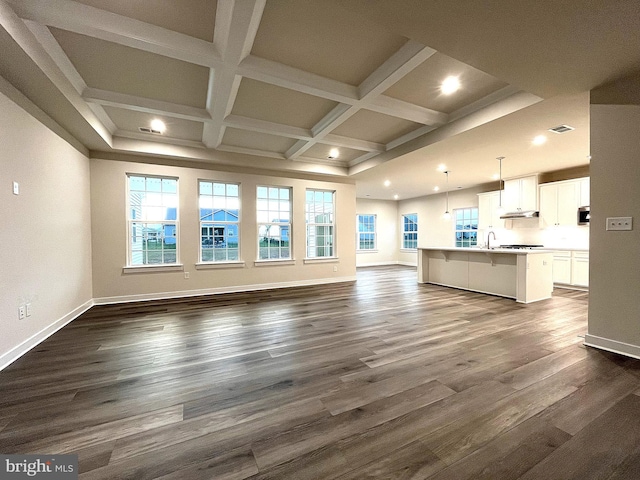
<box><xmin>553</xmin><ymin>250</ymin><xmax>589</xmax><ymax>287</ymax></box>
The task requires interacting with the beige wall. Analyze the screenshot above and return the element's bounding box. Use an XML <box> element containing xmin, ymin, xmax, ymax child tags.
<box><xmin>355</xmin><ymin>198</ymin><xmax>398</xmax><ymax>266</ymax></box>
<box><xmin>587</xmin><ymin>75</ymin><xmax>640</xmax><ymax>356</ymax></box>
<box><xmin>90</xmin><ymin>158</ymin><xmax>357</xmax><ymax>301</ymax></box>
<box><xmin>0</xmin><ymin>89</ymin><xmax>93</xmax><ymax>367</ymax></box>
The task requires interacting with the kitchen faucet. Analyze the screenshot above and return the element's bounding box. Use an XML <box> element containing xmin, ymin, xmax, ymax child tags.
<box><xmin>487</xmin><ymin>231</ymin><xmax>496</xmax><ymax>249</ymax></box>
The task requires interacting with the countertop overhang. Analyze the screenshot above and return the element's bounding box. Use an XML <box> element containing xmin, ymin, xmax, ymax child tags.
<box><xmin>418</xmin><ymin>247</ymin><xmax>552</xmax><ymax>255</ymax></box>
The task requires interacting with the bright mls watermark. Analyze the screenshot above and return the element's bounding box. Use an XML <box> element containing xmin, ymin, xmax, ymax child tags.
<box><xmin>1</xmin><ymin>455</ymin><xmax>77</xmax><ymax>479</ymax></box>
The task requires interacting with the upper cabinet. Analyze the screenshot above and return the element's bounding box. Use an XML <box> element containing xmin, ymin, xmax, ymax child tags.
<box><xmin>503</xmin><ymin>175</ymin><xmax>538</xmax><ymax>212</ymax></box>
<box><xmin>477</xmin><ymin>191</ymin><xmax>503</xmax><ymax>230</ymax></box>
<box><xmin>539</xmin><ymin>177</ymin><xmax>589</xmax><ymax>227</ymax></box>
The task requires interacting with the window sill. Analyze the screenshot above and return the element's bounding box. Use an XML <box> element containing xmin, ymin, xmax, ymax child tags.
<box><xmin>357</xmin><ymin>249</ymin><xmax>378</xmax><ymax>254</ymax></box>
<box><xmin>195</xmin><ymin>261</ymin><xmax>245</xmax><ymax>270</ymax></box>
<box><xmin>303</xmin><ymin>257</ymin><xmax>339</xmax><ymax>264</ymax></box>
<box><xmin>123</xmin><ymin>264</ymin><xmax>184</xmax><ymax>274</ymax></box>
<box><xmin>400</xmin><ymin>248</ymin><xmax>417</xmax><ymax>252</ymax></box>
<box><xmin>254</xmin><ymin>259</ymin><xmax>296</xmax><ymax>267</ymax></box>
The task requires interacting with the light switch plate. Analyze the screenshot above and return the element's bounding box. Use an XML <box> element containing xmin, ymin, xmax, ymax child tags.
<box><xmin>13</xmin><ymin>181</ymin><xmax>19</xmax><ymax>195</ymax></box>
<box><xmin>606</xmin><ymin>217</ymin><xmax>633</xmax><ymax>231</ymax></box>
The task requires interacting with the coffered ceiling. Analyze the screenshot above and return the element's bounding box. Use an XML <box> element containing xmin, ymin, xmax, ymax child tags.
<box><xmin>1</xmin><ymin>0</ymin><xmax>639</xmax><ymax>199</ymax></box>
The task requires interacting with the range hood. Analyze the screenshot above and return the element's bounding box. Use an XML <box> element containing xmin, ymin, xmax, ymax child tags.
<box><xmin>500</xmin><ymin>210</ymin><xmax>540</xmax><ymax>219</ymax></box>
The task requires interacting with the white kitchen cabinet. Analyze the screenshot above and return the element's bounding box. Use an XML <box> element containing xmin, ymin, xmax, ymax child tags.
<box><xmin>579</xmin><ymin>177</ymin><xmax>590</xmax><ymax>207</ymax></box>
<box><xmin>552</xmin><ymin>251</ymin><xmax>572</xmax><ymax>284</ymax></box>
<box><xmin>503</xmin><ymin>176</ymin><xmax>538</xmax><ymax>212</ymax></box>
<box><xmin>552</xmin><ymin>250</ymin><xmax>589</xmax><ymax>288</ymax></box>
<box><xmin>477</xmin><ymin>191</ymin><xmax>503</xmax><ymax>230</ymax></box>
<box><xmin>539</xmin><ymin>180</ymin><xmax>579</xmax><ymax>227</ymax></box>
<box><xmin>571</xmin><ymin>251</ymin><xmax>589</xmax><ymax>287</ymax></box>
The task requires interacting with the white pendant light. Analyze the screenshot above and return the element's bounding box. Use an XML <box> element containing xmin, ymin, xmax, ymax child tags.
<box><xmin>496</xmin><ymin>156</ymin><xmax>505</xmax><ymax>216</ymax></box>
<box><xmin>443</xmin><ymin>170</ymin><xmax>451</xmax><ymax>220</ymax></box>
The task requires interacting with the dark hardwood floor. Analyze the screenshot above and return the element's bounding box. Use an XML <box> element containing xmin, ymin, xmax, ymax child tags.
<box><xmin>2</xmin><ymin>265</ymin><xmax>640</xmax><ymax>479</ymax></box>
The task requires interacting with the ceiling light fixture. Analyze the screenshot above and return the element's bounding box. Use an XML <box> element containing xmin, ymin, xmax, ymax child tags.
<box><xmin>150</xmin><ymin>119</ymin><xmax>166</xmax><ymax>133</ymax></box>
<box><xmin>443</xmin><ymin>170</ymin><xmax>451</xmax><ymax>220</ymax></box>
<box><xmin>328</xmin><ymin>148</ymin><xmax>340</xmax><ymax>159</ymax></box>
<box><xmin>441</xmin><ymin>76</ymin><xmax>460</xmax><ymax>95</ymax></box>
<box><xmin>497</xmin><ymin>156</ymin><xmax>505</xmax><ymax>216</ymax></box>
<box><xmin>532</xmin><ymin>135</ymin><xmax>547</xmax><ymax>145</ymax></box>
<box><xmin>437</xmin><ymin>163</ymin><xmax>446</xmax><ymax>172</ymax></box>
<box><xmin>434</xmin><ymin>186</ymin><xmax>440</xmax><ymax>192</ymax></box>
<box><xmin>394</xmin><ymin>194</ymin><xmax>399</xmax><ymax>200</ymax></box>
<box><xmin>384</xmin><ymin>180</ymin><xmax>391</xmax><ymax>187</ymax></box>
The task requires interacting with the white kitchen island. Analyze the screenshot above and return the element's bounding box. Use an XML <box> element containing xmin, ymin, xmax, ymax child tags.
<box><xmin>417</xmin><ymin>247</ymin><xmax>554</xmax><ymax>303</ymax></box>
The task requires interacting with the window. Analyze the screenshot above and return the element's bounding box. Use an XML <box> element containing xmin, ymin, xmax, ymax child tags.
<box><xmin>455</xmin><ymin>207</ymin><xmax>479</xmax><ymax>247</ymax></box>
<box><xmin>306</xmin><ymin>189</ymin><xmax>335</xmax><ymax>258</ymax></box>
<box><xmin>199</xmin><ymin>181</ymin><xmax>240</xmax><ymax>262</ymax></box>
<box><xmin>257</xmin><ymin>186</ymin><xmax>291</xmax><ymax>260</ymax></box>
<box><xmin>402</xmin><ymin>213</ymin><xmax>418</xmax><ymax>249</ymax></box>
<box><xmin>127</xmin><ymin>175</ymin><xmax>178</xmax><ymax>266</ymax></box>
<box><xmin>357</xmin><ymin>214</ymin><xmax>376</xmax><ymax>250</ymax></box>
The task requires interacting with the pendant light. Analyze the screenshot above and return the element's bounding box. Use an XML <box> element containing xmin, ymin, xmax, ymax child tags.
<box><xmin>443</xmin><ymin>170</ymin><xmax>451</xmax><ymax>220</ymax></box>
<box><xmin>496</xmin><ymin>156</ymin><xmax>505</xmax><ymax>216</ymax></box>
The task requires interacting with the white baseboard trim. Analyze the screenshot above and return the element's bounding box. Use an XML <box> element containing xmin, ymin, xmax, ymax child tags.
<box><xmin>398</xmin><ymin>261</ymin><xmax>417</xmax><ymax>267</ymax></box>
<box><xmin>93</xmin><ymin>275</ymin><xmax>358</xmax><ymax>305</ymax></box>
<box><xmin>584</xmin><ymin>334</ymin><xmax>640</xmax><ymax>360</ymax></box>
<box><xmin>0</xmin><ymin>299</ymin><xmax>94</xmax><ymax>371</ymax></box>
<box><xmin>356</xmin><ymin>261</ymin><xmax>399</xmax><ymax>267</ymax></box>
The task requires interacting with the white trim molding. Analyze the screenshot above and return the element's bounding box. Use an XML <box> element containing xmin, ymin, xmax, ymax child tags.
<box><xmin>0</xmin><ymin>299</ymin><xmax>94</xmax><ymax>371</ymax></box>
<box><xmin>584</xmin><ymin>334</ymin><xmax>640</xmax><ymax>360</ymax></box>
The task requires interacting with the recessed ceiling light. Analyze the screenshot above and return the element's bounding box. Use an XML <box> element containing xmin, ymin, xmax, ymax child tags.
<box><xmin>328</xmin><ymin>148</ymin><xmax>340</xmax><ymax>159</ymax></box>
<box><xmin>532</xmin><ymin>135</ymin><xmax>547</xmax><ymax>145</ymax></box>
<box><xmin>384</xmin><ymin>180</ymin><xmax>391</xmax><ymax>187</ymax></box>
<box><xmin>441</xmin><ymin>76</ymin><xmax>460</xmax><ymax>95</ymax></box>
<box><xmin>492</xmin><ymin>173</ymin><xmax>500</xmax><ymax>180</ymax></box>
<box><xmin>150</xmin><ymin>119</ymin><xmax>166</xmax><ymax>133</ymax></box>
<box><xmin>394</xmin><ymin>194</ymin><xmax>399</xmax><ymax>200</ymax></box>
<box><xmin>434</xmin><ymin>186</ymin><xmax>440</xmax><ymax>192</ymax></box>
<box><xmin>437</xmin><ymin>164</ymin><xmax>446</xmax><ymax>172</ymax></box>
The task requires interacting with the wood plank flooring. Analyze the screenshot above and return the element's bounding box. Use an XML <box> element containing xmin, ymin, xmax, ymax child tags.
<box><xmin>2</xmin><ymin>265</ymin><xmax>640</xmax><ymax>479</ymax></box>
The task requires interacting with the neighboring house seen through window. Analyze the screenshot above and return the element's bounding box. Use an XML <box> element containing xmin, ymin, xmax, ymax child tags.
<box><xmin>402</xmin><ymin>213</ymin><xmax>418</xmax><ymax>249</ymax></box>
<box><xmin>357</xmin><ymin>214</ymin><xmax>376</xmax><ymax>250</ymax></box>
<box><xmin>455</xmin><ymin>207</ymin><xmax>478</xmax><ymax>247</ymax></box>
<box><xmin>306</xmin><ymin>189</ymin><xmax>335</xmax><ymax>258</ymax></box>
<box><xmin>127</xmin><ymin>175</ymin><xmax>178</xmax><ymax>266</ymax></box>
<box><xmin>257</xmin><ymin>186</ymin><xmax>291</xmax><ymax>260</ymax></box>
<box><xmin>199</xmin><ymin>181</ymin><xmax>240</xmax><ymax>262</ymax></box>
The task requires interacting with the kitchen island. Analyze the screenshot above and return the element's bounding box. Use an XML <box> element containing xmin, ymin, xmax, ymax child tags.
<box><xmin>417</xmin><ymin>247</ymin><xmax>554</xmax><ymax>303</ymax></box>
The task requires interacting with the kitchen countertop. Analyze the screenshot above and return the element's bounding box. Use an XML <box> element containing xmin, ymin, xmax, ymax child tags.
<box><xmin>418</xmin><ymin>247</ymin><xmax>553</xmax><ymax>255</ymax></box>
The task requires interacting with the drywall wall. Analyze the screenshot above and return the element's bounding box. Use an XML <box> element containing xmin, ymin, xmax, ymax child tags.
<box><xmin>0</xmin><ymin>89</ymin><xmax>93</xmax><ymax>368</ymax></box>
<box><xmin>355</xmin><ymin>198</ymin><xmax>398</xmax><ymax>266</ymax></box>
<box><xmin>586</xmin><ymin>86</ymin><xmax>640</xmax><ymax>357</ymax></box>
<box><xmin>90</xmin><ymin>157</ymin><xmax>357</xmax><ymax>301</ymax></box>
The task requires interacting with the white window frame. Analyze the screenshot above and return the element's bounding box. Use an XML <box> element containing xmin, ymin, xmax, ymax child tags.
<box><xmin>257</xmin><ymin>185</ymin><xmax>292</xmax><ymax>261</ymax></box>
<box><xmin>198</xmin><ymin>180</ymin><xmax>241</xmax><ymax>264</ymax></box>
<box><xmin>402</xmin><ymin>213</ymin><xmax>418</xmax><ymax>250</ymax></box>
<box><xmin>454</xmin><ymin>207</ymin><xmax>479</xmax><ymax>248</ymax></box>
<box><xmin>126</xmin><ymin>174</ymin><xmax>179</xmax><ymax>267</ymax></box>
<box><xmin>306</xmin><ymin>189</ymin><xmax>336</xmax><ymax>259</ymax></box>
<box><xmin>356</xmin><ymin>214</ymin><xmax>377</xmax><ymax>251</ymax></box>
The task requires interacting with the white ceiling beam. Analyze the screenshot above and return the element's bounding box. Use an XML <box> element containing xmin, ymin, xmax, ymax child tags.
<box><xmin>321</xmin><ymin>134</ymin><xmax>384</xmax><ymax>153</ymax></box>
<box><xmin>224</xmin><ymin>114</ymin><xmax>311</xmax><ymax>140</ymax></box>
<box><xmin>238</xmin><ymin>55</ymin><xmax>360</xmax><ymax>104</ymax></box>
<box><xmin>448</xmin><ymin>85</ymin><xmax>522</xmax><ymax>122</ymax></box>
<box><xmin>114</xmin><ymin>130</ymin><xmax>206</xmax><ymax>149</ymax></box>
<box><xmin>368</xmin><ymin>95</ymin><xmax>448</xmax><ymax>125</ymax></box>
<box><xmin>7</xmin><ymin>0</ymin><xmax>220</xmax><ymax>68</ymax></box>
<box><xmin>0</xmin><ymin>1</ymin><xmax>113</xmax><ymax>146</ymax></box>
<box><xmin>83</xmin><ymin>87</ymin><xmax>211</xmax><ymax>123</ymax></box>
<box><xmin>217</xmin><ymin>144</ymin><xmax>286</xmax><ymax>160</ymax></box>
<box><xmin>203</xmin><ymin>0</ymin><xmax>266</xmax><ymax>149</ymax></box>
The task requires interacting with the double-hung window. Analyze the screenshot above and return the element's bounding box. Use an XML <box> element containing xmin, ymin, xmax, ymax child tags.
<box><xmin>199</xmin><ymin>181</ymin><xmax>240</xmax><ymax>262</ymax></box>
<box><xmin>402</xmin><ymin>213</ymin><xmax>418</xmax><ymax>249</ymax></box>
<box><xmin>357</xmin><ymin>214</ymin><xmax>376</xmax><ymax>251</ymax></box>
<box><xmin>454</xmin><ymin>207</ymin><xmax>478</xmax><ymax>247</ymax></box>
<box><xmin>257</xmin><ymin>186</ymin><xmax>291</xmax><ymax>260</ymax></box>
<box><xmin>127</xmin><ymin>175</ymin><xmax>178</xmax><ymax>266</ymax></box>
<box><xmin>306</xmin><ymin>189</ymin><xmax>335</xmax><ymax>258</ymax></box>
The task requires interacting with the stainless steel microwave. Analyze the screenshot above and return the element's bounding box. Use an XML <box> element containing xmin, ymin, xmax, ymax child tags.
<box><xmin>578</xmin><ymin>206</ymin><xmax>590</xmax><ymax>225</ymax></box>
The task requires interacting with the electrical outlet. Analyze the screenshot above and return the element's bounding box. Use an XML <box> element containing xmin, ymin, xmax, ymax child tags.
<box><xmin>26</xmin><ymin>303</ymin><xmax>32</xmax><ymax>316</ymax></box>
<box><xmin>333</xmin><ymin>265</ymin><xmax>338</xmax><ymax>272</ymax></box>
<box><xmin>184</xmin><ymin>272</ymin><xmax>190</xmax><ymax>279</ymax></box>
<box><xmin>13</xmin><ymin>181</ymin><xmax>19</xmax><ymax>195</ymax></box>
<box><xmin>606</xmin><ymin>216</ymin><xmax>633</xmax><ymax>231</ymax></box>
<box><xmin>18</xmin><ymin>306</ymin><xmax>26</xmax><ymax>320</ymax></box>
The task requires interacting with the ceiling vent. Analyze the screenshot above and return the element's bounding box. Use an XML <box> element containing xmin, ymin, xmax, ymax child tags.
<box><xmin>138</xmin><ymin>127</ymin><xmax>163</xmax><ymax>135</ymax></box>
<box><xmin>548</xmin><ymin>124</ymin><xmax>575</xmax><ymax>134</ymax></box>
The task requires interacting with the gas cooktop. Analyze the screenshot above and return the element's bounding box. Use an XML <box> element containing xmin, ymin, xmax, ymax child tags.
<box><xmin>498</xmin><ymin>244</ymin><xmax>544</xmax><ymax>249</ymax></box>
